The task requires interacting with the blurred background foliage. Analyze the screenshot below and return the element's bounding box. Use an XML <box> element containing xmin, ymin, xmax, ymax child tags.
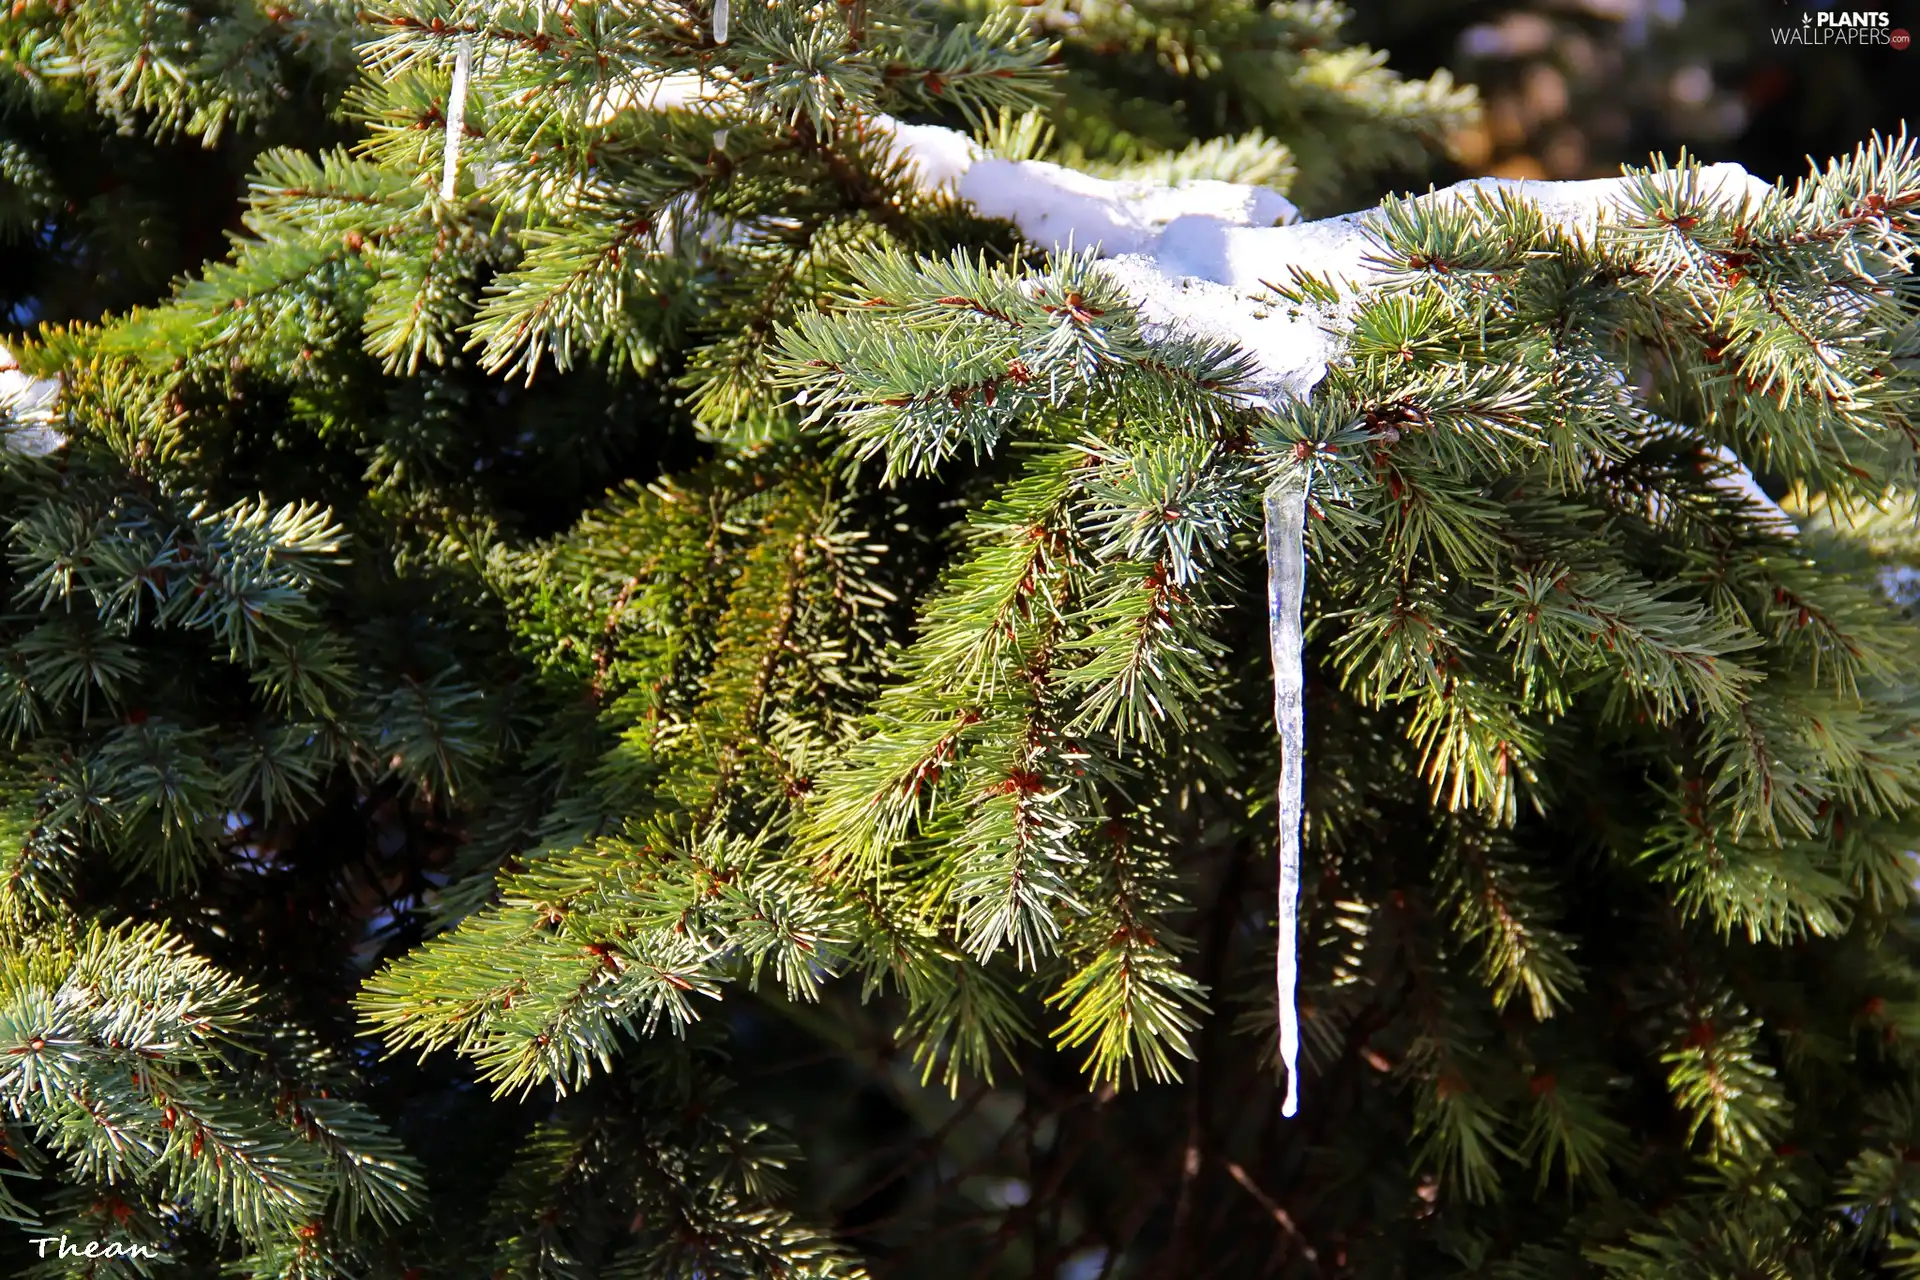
<box><xmin>1359</xmin><ymin>0</ymin><xmax>1912</xmax><ymax>188</ymax></box>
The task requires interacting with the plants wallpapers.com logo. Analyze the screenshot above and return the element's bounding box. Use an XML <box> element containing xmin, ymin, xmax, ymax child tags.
<box><xmin>1772</xmin><ymin>2</ymin><xmax>1911</xmax><ymax>47</ymax></box>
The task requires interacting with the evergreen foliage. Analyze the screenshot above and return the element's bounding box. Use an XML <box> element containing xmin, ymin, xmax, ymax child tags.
<box><xmin>2</xmin><ymin>0</ymin><xmax>1918</xmax><ymax>1276</ymax></box>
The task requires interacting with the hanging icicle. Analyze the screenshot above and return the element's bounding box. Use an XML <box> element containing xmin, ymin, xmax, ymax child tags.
<box><xmin>1264</xmin><ymin>471</ymin><xmax>1310</xmax><ymax>1119</ymax></box>
<box><xmin>439</xmin><ymin>36</ymin><xmax>474</xmax><ymax>201</ymax></box>
<box><xmin>713</xmin><ymin>0</ymin><xmax>730</xmax><ymax>44</ymax></box>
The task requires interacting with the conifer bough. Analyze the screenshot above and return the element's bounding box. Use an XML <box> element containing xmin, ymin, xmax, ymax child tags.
<box><xmin>5</xmin><ymin>0</ymin><xmax>1920</xmax><ymax>1273</ymax></box>
<box><xmin>801</xmin><ymin>109</ymin><xmax>1827</xmax><ymax>1114</ymax></box>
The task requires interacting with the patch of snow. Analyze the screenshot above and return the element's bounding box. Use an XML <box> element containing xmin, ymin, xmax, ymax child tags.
<box><xmin>957</xmin><ymin>157</ymin><xmax>1299</xmax><ymax>256</ymax></box>
<box><xmin>0</xmin><ymin>343</ymin><xmax>62</xmax><ymax>456</ymax></box>
<box><xmin>1700</xmin><ymin>439</ymin><xmax>1796</xmax><ymax>533</ymax></box>
<box><xmin>882</xmin><ymin>117</ymin><xmax>1791</xmax><ymax>533</ymax></box>
<box><xmin>1629</xmin><ymin>406</ymin><xmax>1798</xmax><ymax>534</ymax></box>
<box><xmin>585</xmin><ymin>72</ymin><xmax>728</xmax><ymax>126</ymax></box>
<box><xmin>879</xmin><ymin>115</ymin><xmax>1771</xmax><ymax>410</ymax></box>
<box><xmin>877</xmin><ymin>114</ymin><xmax>986</xmax><ymax>193</ymax></box>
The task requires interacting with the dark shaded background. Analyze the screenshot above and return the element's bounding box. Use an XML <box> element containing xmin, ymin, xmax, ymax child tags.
<box><xmin>1357</xmin><ymin>0</ymin><xmax>1914</xmax><ymax>189</ymax></box>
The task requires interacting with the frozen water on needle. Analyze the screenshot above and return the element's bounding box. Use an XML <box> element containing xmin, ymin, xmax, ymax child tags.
<box><xmin>439</xmin><ymin>37</ymin><xmax>474</xmax><ymax>200</ymax></box>
<box><xmin>867</xmin><ymin>117</ymin><xmax>1788</xmax><ymax>1117</ymax></box>
<box><xmin>1265</xmin><ymin>476</ymin><xmax>1309</xmax><ymax>1118</ymax></box>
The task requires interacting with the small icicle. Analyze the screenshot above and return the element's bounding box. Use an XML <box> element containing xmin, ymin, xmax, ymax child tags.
<box><xmin>1264</xmin><ymin>472</ymin><xmax>1310</xmax><ymax>1119</ymax></box>
<box><xmin>713</xmin><ymin>127</ymin><xmax>730</xmax><ymax>151</ymax></box>
<box><xmin>439</xmin><ymin>36</ymin><xmax>474</xmax><ymax>201</ymax></box>
<box><xmin>713</xmin><ymin>0</ymin><xmax>730</xmax><ymax>44</ymax></box>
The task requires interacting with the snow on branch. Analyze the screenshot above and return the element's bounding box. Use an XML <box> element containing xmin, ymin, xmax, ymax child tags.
<box><xmin>887</xmin><ymin>116</ymin><xmax>1760</xmax><ymax>395</ymax></box>
<box><xmin>0</xmin><ymin>344</ymin><xmax>62</xmax><ymax>457</ymax></box>
<box><xmin>871</xmin><ymin>117</ymin><xmax>1810</xmax><ymax>1113</ymax></box>
<box><xmin>880</xmin><ymin>115</ymin><xmax>1795</xmax><ymax>531</ymax></box>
